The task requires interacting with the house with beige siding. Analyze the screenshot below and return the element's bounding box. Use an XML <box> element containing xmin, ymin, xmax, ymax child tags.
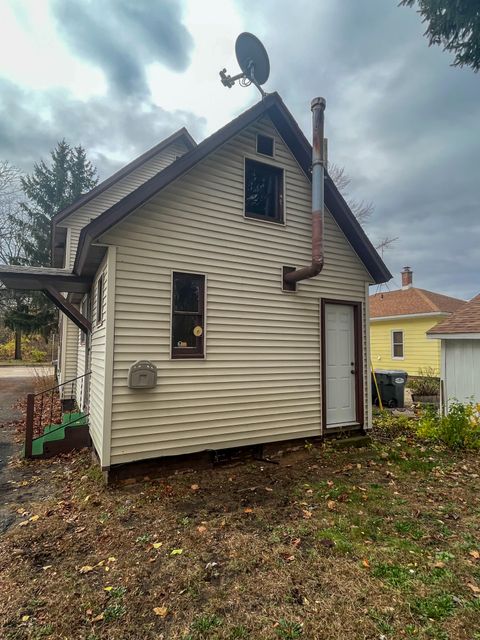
<box><xmin>0</xmin><ymin>92</ymin><xmax>391</xmax><ymax>474</ymax></box>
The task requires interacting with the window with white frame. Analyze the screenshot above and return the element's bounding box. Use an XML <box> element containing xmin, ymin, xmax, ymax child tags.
<box><xmin>392</xmin><ymin>330</ymin><xmax>404</xmax><ymax>359</ymax></box>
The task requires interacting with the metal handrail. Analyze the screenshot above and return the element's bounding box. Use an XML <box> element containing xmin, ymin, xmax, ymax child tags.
<box><xmin>33</xmin><ymin>371</ymin><xmax>91</xmax><ymax>397</ymax></box>
<box><xmin>25</xmin><ymin>371</ymin><xmax>92</xmax><ymax>458</ymax></box>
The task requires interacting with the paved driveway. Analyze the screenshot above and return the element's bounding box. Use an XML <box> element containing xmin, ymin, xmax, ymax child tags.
<box><xmin>0</xmin><ymin>365</ymin><xmax>54</xmax><ymax>532</ymax></box>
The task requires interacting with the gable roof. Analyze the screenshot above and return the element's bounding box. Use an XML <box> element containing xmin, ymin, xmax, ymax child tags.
<box><xmin>428</xmin><ymin>293</ymin><xmax>480</xmax><ymax>335</ymax></box>
<box><xmin>74</xmin><ymin>92</ymin><xmax>391</xmax><ymax>283</ymax></box>
<box><xmin>52</xmin><ymin>127</ymin><xmax>197</xmax><ymax>226</ymax></box>
<box><xmin>370</xmin><ymin>287</ymin><xmax>465</xmax><ymax>319</ymax></box>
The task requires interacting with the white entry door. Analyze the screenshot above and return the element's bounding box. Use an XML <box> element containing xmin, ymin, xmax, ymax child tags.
<box><xmin>324</xmin><ymin>303</ymin><xmax>357</xmax><ymax>427</ymax></box>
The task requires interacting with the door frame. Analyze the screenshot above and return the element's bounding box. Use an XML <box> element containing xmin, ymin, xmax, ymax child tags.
<box><xmin>320</xmin><ymin>298</ymin><xmax>364</xmax><ymax>431</ymax></box>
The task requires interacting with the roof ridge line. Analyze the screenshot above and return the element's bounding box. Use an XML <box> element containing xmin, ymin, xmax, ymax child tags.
<box><xmin>415</xmin><ymin>287</ymin><xmax>439</xmax><ymax>312</ymax></box>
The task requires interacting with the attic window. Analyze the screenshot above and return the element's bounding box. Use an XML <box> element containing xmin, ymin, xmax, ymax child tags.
<box><xmin>256</xmin><ymin>134</ymin><xmax>274</xmax><ymax>157</ymax></box>
<box><xmin>244</xmin><ymin>159</ymin><xmax>284</xmax><ymax>223</ymax></box>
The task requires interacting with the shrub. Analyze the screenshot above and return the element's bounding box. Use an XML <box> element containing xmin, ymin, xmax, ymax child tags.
<box><xmin>0</xmin><ymin>333</ymin><xmax>49</xmax><ymax>362</ymax></box>
<box><xmin>416</xmin><ymin>401</ymin><xmax>480</xmax><ymax>449</ymax></box>
<box><xmin>409</xmin><ymin>367</ymin><xmax>440</xmax><ymax>397</ymax></box>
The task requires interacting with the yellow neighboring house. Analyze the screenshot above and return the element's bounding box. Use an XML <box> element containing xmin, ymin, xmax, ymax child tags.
<box><xmin>370</xmin><ymin>267</ymin><xmax>465</xmax><ymax>376</ymax></box>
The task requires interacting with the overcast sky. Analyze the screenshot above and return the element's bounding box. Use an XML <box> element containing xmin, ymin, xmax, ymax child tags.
<box><xmin>0</xmin><ymin>0</ymin><xmax>478</xmax><ymax>298</ymax></box>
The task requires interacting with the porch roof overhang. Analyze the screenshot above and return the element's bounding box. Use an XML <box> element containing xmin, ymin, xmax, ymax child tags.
<box><xmin>0</xmin><ymin>265</ymin><xmax>92</xmax><ymax>333</ymax></box>
<box><xmin>0</xmin><ymin>265</ymin><xmax>91</xmax><ymax>293</ymax></box>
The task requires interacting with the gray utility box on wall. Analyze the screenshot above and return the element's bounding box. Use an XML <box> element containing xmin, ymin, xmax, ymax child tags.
<box><xmin>128</xmin><ymin>360</ymin><xmax>158</xmax><ymax>389</ymax></box>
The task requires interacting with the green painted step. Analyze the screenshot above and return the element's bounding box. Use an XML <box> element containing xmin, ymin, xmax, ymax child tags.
<box><xmin>30</xmin><ymin>413</ymin><xmax>87</xmax><ymax>457</ymax></box>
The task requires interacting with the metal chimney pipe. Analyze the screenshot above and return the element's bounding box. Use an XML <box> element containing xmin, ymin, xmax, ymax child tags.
<box><xmin>284</xmin><ymin>97</ymin><xmax>326</xmax><ymax>286</ymax></box>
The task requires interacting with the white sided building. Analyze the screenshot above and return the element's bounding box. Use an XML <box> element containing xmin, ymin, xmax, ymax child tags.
<box><xmin>0</xmin><ymin>93</ymin><xmax>391</xmax><ymax>475</ymax></box>
<box><xmin>428</xmin><ymin>294</ymin><xmax>480</xmax><ymax>411</ymax></box>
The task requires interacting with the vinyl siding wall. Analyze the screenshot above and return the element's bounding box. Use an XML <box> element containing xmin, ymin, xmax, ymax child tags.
<box><xmin>60</xmin><ymin>140</ymin><xmax>190</xmax><ymax>269</ymax></box>
<box><xmin>76</xmin><ymin>298</ymin><xmax>86</xmax><ymax>408</ymax></box>
<box><xmin>89</xmin><ymin>257</ymin><xmax>109</xmax><ymax>460</ymax></box>
<box><xmin>101</xmin><ymin>115</ymin><xmax>373</xmax><ymax>465</ymax></box>
<box><xmin>59</xmin><ymin>315</ymin><xmax>79</xmax><ymax>396</ymax></box>
<box><xmin>370</xmin><ymin>316</ymin><xmax>443</xmax><ymax>376</ymax></box>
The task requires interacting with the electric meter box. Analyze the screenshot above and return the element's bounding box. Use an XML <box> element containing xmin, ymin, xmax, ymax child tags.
<box><xmin>128</xmin><ymin>360</ymin><xmax>157</xmax><ymax>389</ymax></box>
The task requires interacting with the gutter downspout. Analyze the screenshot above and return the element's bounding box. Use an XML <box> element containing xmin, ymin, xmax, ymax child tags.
<box><xmin>283</xmin><ymin>97</ymin><xmax>326</xmax><ymax>290</ymax></box>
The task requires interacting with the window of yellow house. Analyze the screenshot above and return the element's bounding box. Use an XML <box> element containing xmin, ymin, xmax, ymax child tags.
<box><xmin>392</xmin><ymin>330</ymin><xmax>404</xmax><ymax>359</ymax></box>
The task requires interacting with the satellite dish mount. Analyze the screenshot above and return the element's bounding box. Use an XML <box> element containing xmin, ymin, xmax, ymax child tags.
<box><xmin>220</xmin><ymin>32</ymin><xmax>270</xmax><ymax>98</ymax></box>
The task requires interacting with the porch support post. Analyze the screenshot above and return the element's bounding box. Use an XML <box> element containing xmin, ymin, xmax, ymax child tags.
<box><xmin>43</xmin><ymin>286</ymin><xmax>92</xmax><ymax>334</ymax></box>
<box><xmin>25</xmin><ymin>393</ymin><xmax>34</xmax><ymax>459</ymax></box>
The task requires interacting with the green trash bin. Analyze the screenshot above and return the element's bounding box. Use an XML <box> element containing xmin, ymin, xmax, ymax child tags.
<box><xmin>372</xmin><ymin>370</ymin><xmax>408</xmax><ymax>408</ymax></box>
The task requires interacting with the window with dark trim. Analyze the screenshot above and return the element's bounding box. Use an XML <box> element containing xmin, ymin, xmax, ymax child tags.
<box><xmin>96</xmin><ymin>274</ymin><xmax>104</xmax><ymax>324</ymax></box>
<box><xmin>244</xmin><ymin>158</ymin><xmax>283</xmax><ymax>223</ymax></box>
<box><xmin>171</xmin><ymin>272</ymin><xmax>205</xmax><ymax>359</ymax></box>
<box><xmin>256</xmin><ymin>134</ymin><xmax>274</xmax><ymax>157</ymax></box>
<box><xmin>392</xmin><ymin>330</ymin><xmax>404</xmax><ymax>358</ymax></box>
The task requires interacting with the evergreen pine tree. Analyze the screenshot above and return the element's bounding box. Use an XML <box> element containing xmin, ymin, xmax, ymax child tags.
<box><xmin>18</xmin><ymin>140</ymin><xmax>98</xmax><ymax>266</ymax></box>
<box><xmin>7</xmin><ymin>141</ymin><xmax>98</xmax><ymax>348</ymax></box>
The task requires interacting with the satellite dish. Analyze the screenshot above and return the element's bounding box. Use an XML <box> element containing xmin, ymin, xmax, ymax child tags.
<box><xmin>235</xmin><ymin>33</ymin><xmax>270</xmax><ymax>86</ymax></box>
<box><xmin>220</xmin><ymin>32</ymin><xmax>270</xmax><ymax>98</ymax></box>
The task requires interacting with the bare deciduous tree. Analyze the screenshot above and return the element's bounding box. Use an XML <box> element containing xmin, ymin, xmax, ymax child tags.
<box><xmin>328</xmin><ymin>162</ymin><xmax>397</xmax><ymax>253</ymax></box>
<box><xmin>0</xmin><ymin>161</ymin><xmax>29</xmax><ymax>359</ymax></box>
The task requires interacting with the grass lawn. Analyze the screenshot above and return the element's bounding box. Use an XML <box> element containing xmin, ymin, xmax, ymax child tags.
<box><xmin>1</xmin><ymin>428</ymin><xmax>479</xmax><ymax>639</ymax></box>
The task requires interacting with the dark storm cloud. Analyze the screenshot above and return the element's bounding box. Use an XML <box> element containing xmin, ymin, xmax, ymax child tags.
<box><xmin>0</xmin><ymin>78</ymin><xmax>205</xmax><ymax>179</ymax></box>
<box><xmin>237</xmin><ymin>0</ymin><xmax>480</xmax><ymax>299</ymax></box>
<box><xmin>51</xmin><ymin>0</ymin><xmax>193</xmax><ymax>97</ymax></box>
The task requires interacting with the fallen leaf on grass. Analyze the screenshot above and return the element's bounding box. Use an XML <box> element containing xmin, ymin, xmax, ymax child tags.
<box><xmin>18</xmin><ymin>521</ymin><xmax>29</xmax><ymax>527</ymax></box>
<box><xmin>153</xmin><ymin>606</ymin><xmax>168</xmax><ymax>617</ymax></box>
<box><xmin>21</xmin><ymin>615</ymin><xmax>30</xmax><ymax>622</ymax></box>
<box><xmin>362</xmin><ymin>559</ymin><xmax>370</xmax><ymax>568</ymax></box>
<box><xmin>152</xmin><ymin>542</ymin><xmax>163</xmax><ymax>549</ymax></box>
<box><xmin>91</xmin><ymin>614</ymin><xmax>104</xmax><ymax>623</ymax></box>
<box><xmin>327</xmin><ymin>500</ymin><xmax>336</xmax><ymax>511</ymax></box>
<box><xmin>79</xmin><ymin>565</ymin><xmax>94</xmax><ymax>574</ymax></box>
<box><xmin>191</xmin><ymin>484</ymin><xmax>199</xmax><ymax>491</ymax></box>
<box><xmin>302</xmin><ymin>510</ymin><xmax>312</xmax><ymax>519</ymax></box>
<box><xmin>170</xmin><ymin>549</ymin><xmax>183</xmax><ymax>556</ymax></box>
<box><xmin>197</xmin><ymin>526</ymin><xmax>207</xmax><ymax>533</ymax></box>
<box><xmin>29</xmin><ymin>515</ymin><xmax>40</xmax><ymax>522</ymax></box>
<box><xmin>244</xmin><ymin>507</ymin><xmax>253</xmax><ymax>513</ymax></box>
<box><xmin>104</xmin><ymin>586</ymin><xmax>113</xmax><ymax>592</ymax></box>
<box><xmin>467</xmin><ymin>583</ymin><xmax>480</xmax><ymax>594</ymax></box>
<box><xmin>469</xmin><ymin>550</ymin><xmax>480</xmax><ymax>560</ymax></box>
<box><xmin>292</xmin><ymin>538</ymin><xmax>301</xmax><ymax>547</ymax></box>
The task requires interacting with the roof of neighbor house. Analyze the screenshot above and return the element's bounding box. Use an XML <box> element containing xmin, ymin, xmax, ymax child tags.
<box><xmin>370</xmin><ymin>287</ymin><xmax>466</xmax><ymax>319</ymax></box>
<box><xmin>73</xmin><ymin>91</ymin><xmax>391</xmax><ymax>284</ymax></box>
<box><xmin>427</xmin><ymin>293</ymin><xmax>480</xmax><ymax>335</ymax></box>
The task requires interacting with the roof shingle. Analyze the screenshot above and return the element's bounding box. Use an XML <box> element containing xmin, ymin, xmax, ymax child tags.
<box><xmin>428</xmin><ymin>294</ymin><xmax>480</xmax><ymax>335</ymax></box>
<box><xmin>370</xmin><ymin>287</ymin><xmax>465</xmax><ymax>318</ymax></box>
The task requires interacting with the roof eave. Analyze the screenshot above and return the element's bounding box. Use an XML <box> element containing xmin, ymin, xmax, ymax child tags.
<box><xmin>73</xmin><ymin>92</ymin><xmax>391</xmax><ymax>285</ymax></box>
